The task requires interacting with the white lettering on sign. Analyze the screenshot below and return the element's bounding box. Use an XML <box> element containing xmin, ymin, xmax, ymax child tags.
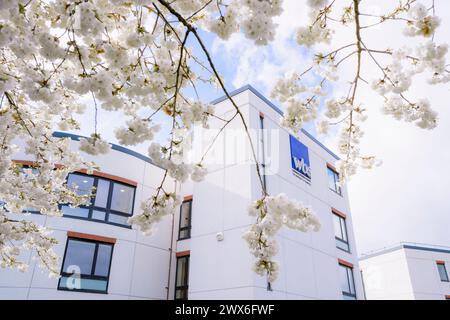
<box><xmin>293</xmin><ymin>156</ymin><xmax>311</xmax><ymax>178</ymax></box>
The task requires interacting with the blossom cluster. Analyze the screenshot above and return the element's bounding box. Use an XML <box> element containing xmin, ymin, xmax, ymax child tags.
<box><xmin>296</xmin><ymin>0</ymin><xmax>332</xmax><ymax>48</ymax></box>
<box><xmin>128</xmin><ymin>193</ymin><xmax>182</xmax><ymax>236</ymax></box>
<box><xmin>206</xmin><ymin>0</ymin><xmax>283</xmax><ymax>45</ymax></box>
<box><xmin>115</xmin><ymin>118</ymin><xmax>161</xmax><ymax>146</ymax></box>
<box><xmin>0</xmin><ymin>215</ymin><xmax>60</xmax><ymax>277</ymax></box>
<box><xmin>403</xmin><ymin>3</ymin><xmax>440</xmax><ymax>38</ymax></box>
<box><xmin>244</xmin><ymin>194</ymin><xmax>320</xmax><ymax>283</ymax></box>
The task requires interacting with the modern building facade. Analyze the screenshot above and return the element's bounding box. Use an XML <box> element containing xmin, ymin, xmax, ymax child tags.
<box><xmin>360</xmin><ymin>242</ymin><xmax>450</xmax><ymax>300</ymax></box>
<box><xmin>1</xmin><ymin>85</ymin><xmax>363</xmax><ymax>300</ymax></box>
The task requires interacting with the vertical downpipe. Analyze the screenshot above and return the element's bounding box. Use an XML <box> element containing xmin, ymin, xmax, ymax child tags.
<box><xmin>166</xmin><ymin>180</ymin><xmax>178</xmax><ymax>300</ymax></box>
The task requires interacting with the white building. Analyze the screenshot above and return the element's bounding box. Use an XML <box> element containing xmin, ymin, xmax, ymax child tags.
<box><xmin>360</xmin><ymin>242</ymin><xmax>450</xmax><ymax>300</ymax></box>
<box><xmin>1</xmin><ymin>85</ymin><xmax>363</xmax><ymax>300</ymax></box>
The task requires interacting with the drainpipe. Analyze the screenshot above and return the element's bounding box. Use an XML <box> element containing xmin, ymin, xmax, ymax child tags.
<box><xmin>166</xmin><ymin>180</ymin><xmax>178</xmax><ymax>300</ymax></box>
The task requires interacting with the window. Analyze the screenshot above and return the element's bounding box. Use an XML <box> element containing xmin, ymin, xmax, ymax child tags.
<box><xmin>58</xmin><ymin>237</ymin><xmax>114</xmax><ymax>294</ymax></box>
<box><xmin>437</xmin><ymin>262</ymin><xmax>449</xmax><ymax>282</ymax></box>
<box><xmin>259</xmin><ymin>114</ymin><xmax>267</xmax><ymax>191</ymax></box>
<box><xmin>327</xmin><ymin>166</ymin><xmax>342</xmax><ymax>195</ymax></box>
<box><xmin>174</xmin><ymin>255</ymin><xmax>190</xmax><ymax>300</ymax></box>
<box><xmin>339</xmin><ymin>263</ymin><xmax>356</xmax><ymax>300</ymax></box>
<box><xmin>62</xmin><ymin>173</ymin><xmax>135</xmax><ymax>227</ymax></box>
<box><xmin>178</xmin><ymin>200</ymin><xmax>192</xmax><ymax>240</ymax></box>
<box><xmin>333</xmin><ymin>211</ymin><xmax>350</xmax><ymax>252</ymax></box>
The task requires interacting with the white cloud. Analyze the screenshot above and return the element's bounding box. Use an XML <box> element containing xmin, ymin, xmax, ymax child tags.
<box><xmin>211</xmin><ymin>0</ymin><xmax>310</xmax><ymax>93</ymax></box>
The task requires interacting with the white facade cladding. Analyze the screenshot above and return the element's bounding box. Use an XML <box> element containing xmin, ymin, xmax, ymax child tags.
<box><xmin>175</xmin><ymin>85</ymin><xmax>363</xmax><ymax>300</ymax></box>
<box><xmin>1</xmin><ymin>85</ymin><xmax>363</xmax><ymax>300</ymax></box>
<box><xmin>360</xmin><ymin>243</ymin><xmax>450</xmax><ymax>300</ymax></box>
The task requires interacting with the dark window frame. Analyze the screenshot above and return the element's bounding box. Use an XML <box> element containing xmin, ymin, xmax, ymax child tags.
<box><xmin>57</xmin><ymin>237</ymin><xmax>114</xmax><ymax>294</ymax></box>
<box><xmin>327</xmin><ymin>166</ymin><xmax>342</xmax><ymax>196</ymax></box>
<box><xmin>61</xmin><ymin>172</ymin><xmax>136</xmax><ymax>228</ymax></box>
<box><xmin>174</xmin><ymin>255</ymin><xmax>190</xmax><ymax>300</ymax></box>
<box><xmin>437</xmin><ymin>262</ymin><xmax>449</xmax><ymax>282</ymax></box>
<box><xmin>333</xmin><ymin>213</ymin><xmax>350</xmax><ymax>253</ymax></box>
<box><xmin>339</xmin><ymin>263</ymin><xmax>357</xmax><ymax>300</ymax></box>
<box><xmin>178</xmin><ymin>199</ymin><xmax>193</xmax><ymax>240</ymax></box>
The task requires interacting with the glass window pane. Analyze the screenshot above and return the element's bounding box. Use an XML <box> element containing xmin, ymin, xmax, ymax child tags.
<box><xmin>179</xmin><ymin>229</ymin><xmax>190</xmax><ymax>240</ymax></box>
<box><xmin>339</xmin><ymin>265</ymin><xmax>350</xmax><ymax>293</ymax></box>
<box><xmin>327</xmin><ymin>169</ymin><xmax>336</xmax><ymax>191</ymax></box>
<box><xmin>108</xmin><ymin>213</ymin><xmax>129</xmax><ymax>226</ymax></box>
<box><xmin>176</xmin><ymin>256</ymin><xmax>189</xmax><ymax>287</ymax></box>
<box><xmin>340</xmin><ymin>218</ymin><xmax>348</xmax><ymax>242</ymax></box>
<box><xmin>63</xmin><ymin>240</ymin><xmax>96</xmax><ymax>275</ymax></box>
<box><xmin>62</xmin><ymin>205</ymin><xmax>89</xmax><ymax>218</ymax></box>
<box><xmin>438</xmin><ymin>264</ymin><xmax>449</xmax><ymax>281</ymax></box>
<box><xmin>110</xmin><ymin>183</ymin><xmax>134</xmax><ymax>214</ymax></box>
<box><xmin>348</xmin><ymin>268</ymin><xmax>355</xmax><ymax>294</ymax></box>
<box><xmin>94</xmin><ymin>244</ymin><xmax>112</xmax><ymax>277</ymax></box>
<box><xmin>180</xmin><ymin>201</ymin><xmax>192</xmax><ymax>229</ymax></box>
<box><xmin>333</xmin><ymin>215</ymin><xmax>343</xmax><ymax>239</ymax></box>
<box><xmin>336</xmin><ymin>238</ymin><xmax>350</xmax><ymax>252</ymax></box>
<box><xmin>58</xmin><ymin>276</ymin><xmax>108</xmax><ymax>292</ymax></box>
<box><xmin>67</xmin><ymin>174</ymin><xmax>94</xmax><ymax>197</ymax></box>
<box><xmin>94</xmin><ymin>179</ymin><xmax>110</xmax><ymax>208</ymax></box>
<box><xmin>91</xmin><ymin>210</ymin><xmax>106</xmax><ymax>221</ymax></box>
<box><xmin>175</xmin><ymin>289</ymin><xmax>188</xmax><ymax>300</ymax></box>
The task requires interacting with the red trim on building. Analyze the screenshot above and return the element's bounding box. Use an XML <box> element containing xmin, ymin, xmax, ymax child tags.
<box><xmin>78</xmin><ymin>169</ymin><xmax>137</xmax><ymax>186</ymax></box>
<box><xmin>12</xmin><ymin>159</ymin><xmax>137</xmax><ymax>186</ymax></box>
<box><xmin>437</xmin><ymin>260</ymin><xmax>446</xmax><ymax>265</ymax></box>
<box><xmin>67</xmin><ymin>231</ymin><xmax>116</xmax><ymax>244</ymax></box>
<box><xmin>332</xmin><ymin>208</ymin><xmax>347</xmax><ymax>219</ymax></box>
<box><xmin>12</xmin><ymin>160</ymin><xmax>37</xmax><ymax>167</ymax></box>
<box><xmin>327</xmin><ymin>162</ymin><xmax>338</xmax><ymax>172</ymax></box>
<box><xmin>176</xmin><ymin>250</ymin><xmax>191</xmax><ymax>257</ymax></box>
<box><xmin>183</xmin><ymin>195</ymin><xmax>193</xmax><ymax>202</ymax></box>
<box><xmin>338</xmin><ymin>259</ymin><xmax>354</xmax><ymax>268</ymax></box>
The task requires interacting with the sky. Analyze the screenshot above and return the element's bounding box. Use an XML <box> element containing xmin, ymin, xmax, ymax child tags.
<box><xmin>72</xmin><ymin>0</ymin><xmax>450</xmax><ymax>256</ymax></box>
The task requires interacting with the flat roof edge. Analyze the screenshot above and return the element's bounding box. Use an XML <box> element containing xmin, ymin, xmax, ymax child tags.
<box><xmin>52</xmin><ymin>131</ymin><xmax>164</xmax><ymax>169</ymax></box>
<box><xmin>360</xmin><ymin>243</ymin><xmax>450</xmax><ymax>260</ymax></box>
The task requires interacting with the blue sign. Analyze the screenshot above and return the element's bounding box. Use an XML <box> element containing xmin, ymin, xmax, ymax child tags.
<box><xmin>290</xmin><ymin>135</ymin><xmax>311</xmax><ymax>180</ymax></box>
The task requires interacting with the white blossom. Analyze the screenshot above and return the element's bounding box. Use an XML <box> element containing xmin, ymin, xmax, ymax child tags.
<box><xmin>115</xmin><ymin>118</ymin><xmax>161</xmax><ymax>146</ymax></box>
<box><xmin>191</xmin><ymin>164</ymin><xmax>208</xmax><ymax>182</ymax></box>
<box><xmin>296</xmin><ymin>25</ymin><xmax>333</xmax><ymax>48</ymax></box>
<box><xmin>79</xmin><ymin>134</ymin><xmax>112</xmax><ymax>155</ymax></box>
<box><xmin>128</xmin><ymin>193</ymin><xmax>182</xmax><ymax>236</ymax></box>
<box><xmin>244</xmin><ymin>194</ymin><xmax>320</xmax><ymax>283</ymax></box>
<box><xmin>270</xmin><ymin>73</ymin><xmax>306</xmax><ymax>103</ymax></box>
<box><xmin>404</xmin><ymin>3</ymin><xmax>440</xmax><ymax>38</ymax></box>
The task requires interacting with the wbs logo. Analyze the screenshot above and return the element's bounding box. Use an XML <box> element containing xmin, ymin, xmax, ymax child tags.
<box><xmin>289</xmin><ymin>135</ymin><xmax>311</xmax><ymax>181</ymax></box>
